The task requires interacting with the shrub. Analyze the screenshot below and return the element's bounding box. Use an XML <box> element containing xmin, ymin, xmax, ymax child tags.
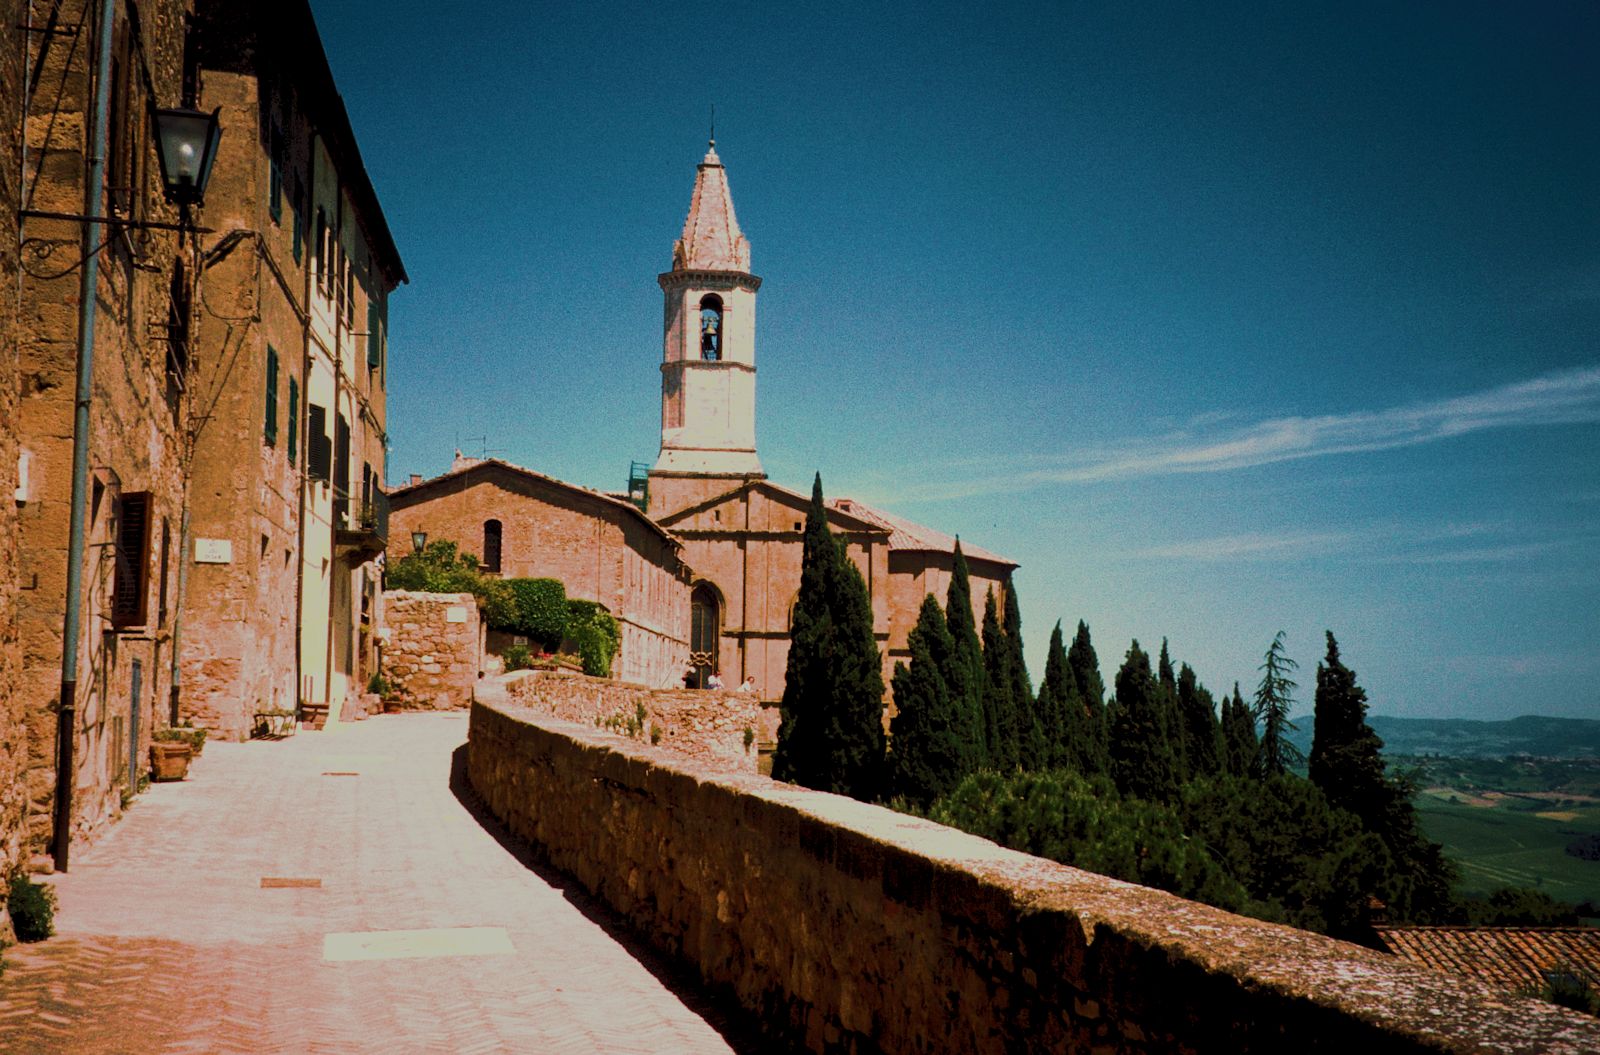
<box><xmin>7</xmin><ymin>872</ymin><xmax>57</xmax><ymax>943</ymax></box>
<box><xmin>503</xmin><ymin>643</ymin><xmax>533</xmax><ymax>672</ymax></box>
<box><xmin>153</xmin><ymin>726</ymin><xmax>206</xmax><ymax>754</ymax></box>
<box><xmin>476</xmin><ymin>579</ymin><xmax>518</xmax><ymax>632</ymax></box>
<box><xmin>386</xmin><ymin>540</ymin><xmax>517</xmax><ymax>629</ymax></box>
<box><xmin>367</xmin><ymin>672</ymin><xmax>389</xmax><ymax>695</ymax></box>
<box><xmin>506</xmin><ymin>578</ymin><xmax>568</xmax><ymax>649</ymax></box>
<box><xmin>567</xmin><ymin>600</ymin><xmax>620</xmax><ymax>678</ymax></box>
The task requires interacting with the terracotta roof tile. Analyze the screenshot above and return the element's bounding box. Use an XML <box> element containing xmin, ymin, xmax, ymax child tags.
<box><xmin>1377</xmin><ymin>926</ymin><xmax>1600</xmax><ymax>998</ymax></box>
<box><xmin>830</xmin><ymin>498</ymin><xmax>1016</xmax><ymax>568</ymax></box>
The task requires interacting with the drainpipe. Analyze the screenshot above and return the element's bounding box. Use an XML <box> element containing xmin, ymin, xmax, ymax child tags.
<box><xmin>52</xmin><ymin>0</ymin><xmax>118</xmax><ymax>873</ymax></box>
<box><xmin>293</xmin><ymin>140</ymin><xmax>315</xmax><ymax>717</ymax></box>
<box><xmin>323</xmin><ymin>180</ymin><xmax>343</xmax><ymax>708</ymax></box>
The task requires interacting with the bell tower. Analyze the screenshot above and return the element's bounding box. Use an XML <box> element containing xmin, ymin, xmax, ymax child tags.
<box><xmin>651</xmin><ymin>139</ymin><xmax>763</xmax><ymax>497</ymax></box>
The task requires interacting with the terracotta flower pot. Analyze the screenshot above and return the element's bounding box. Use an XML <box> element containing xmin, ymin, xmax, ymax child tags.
<box><xmin>149</xmin><ymin>741</ymin><xmax>193</xmax><ymax>781</ymax></box>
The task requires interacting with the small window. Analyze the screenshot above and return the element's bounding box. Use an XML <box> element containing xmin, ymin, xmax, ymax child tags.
<box><xmin>287</xmin><ymin>376</ymin><xmax>299</xmax><ymax>465</ymax></box>
<box><xmin>112</xmin><ymin>491</ymin><xmax>152</xmax><ymax>628</ymax></box>
<box><xmin>264</xmin><ymin>346</ymin><xmax>279</xmax><ymax>446</ymax></box>
<box><xmin>157</xmin><ymin>519</ymin><xmax>171</xmax><ymax>627</ymax></box>
<box><xmin>307</xmin><ymin>403</ymin><xmax>330</xmax><ymax>480</ymax></box>
<box><xmin>483</xmin><ymin>519</ymin><xmax>502</xmax><ymax>573</ymax></box>
<box><xmin>268</xmin><ymin>122</ymin><xmax>284</xmax><ymax>224</ymax></box>
<box><xmin>699</xmin><ymin>294</ymin><xmax>723</xmax><ymax>361</ymax></box>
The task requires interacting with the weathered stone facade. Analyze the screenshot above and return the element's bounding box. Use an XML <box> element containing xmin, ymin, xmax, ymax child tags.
<box><xmin>469</xmin><ymin>696</ymin><xmax>1600</xmax><ymax>1055</ymax></box>
<box><xmin>0</xmin><ymin>0</ymin><xmax>28</xmax><ymax>871</ymax></box>
<box><xmin>179</xmin><ymin>0</ymin><xmax>405</xmax><ymax>737</ymax></box>
<box><xmin>506</xmin><ymin>669</ymin><xmax>775</xmax><ymax>773</ymax></box>
<box><xmin>14</xmin><ymin>0</ymin><xmax>191</xmax><ymax>851</ymax></box>
<box><xmin>387</xmin><ymin>458</ymin><xmax>691</xmax><ymax>689</ymax></box>
<box><xmin>382</xmin><ymin>591</ymin><xmax>481</xmax><ymax>709</ymax></box>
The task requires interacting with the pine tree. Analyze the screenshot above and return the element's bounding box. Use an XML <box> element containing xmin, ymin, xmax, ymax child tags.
<box><xmin>889</xmin><ymin>595</ymin><xmax>968</xmax><ymax>806</ymax></box>
<box><xmin>772</xmin><ymin>474</ymin><xmax>886</xmax><ymax>798</ymax></box>
<box><xmin>1067</xmin><ymin>620</ymin><xmax>1109</xmax><ymax>775</ymax></box>
<box><xmin>1177</xmin><ymin>662</ymin><xmax>1224</xmax><ymax>777</ymax></box>
<box><xmin>1222</xmin><ymin>682</ymin><xmax>1258</xmax><ymax>777</ymax></box>
<box><xmin>943</xmin><ymin>541</ymin><xmax>988</xmax><ymax>770</ymax></box>
<box><xmin>1252</xmin><ymin>631</ymin><xmax>1302</xmax><ymax>777</ymax></box>
<box><xmin>980</xmin><ymin>591</ymin><xmax>1019</xmax><ymax>771</ymax></box>
<box><xmin>1109</xmin><ymin>640</ymin><xmax>1177</xmax><ymax>802</ymax></box>
<box><xmin>1036</xmin><ymin>621</ymin><xmax>1085</xmax><ymax>771</ymax></box>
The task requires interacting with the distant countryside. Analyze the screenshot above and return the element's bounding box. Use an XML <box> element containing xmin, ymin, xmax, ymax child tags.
<box><xmin>1292</xmin><ymin>716</ymin><xmax>1600</xmax><ymax>912</ymax></box>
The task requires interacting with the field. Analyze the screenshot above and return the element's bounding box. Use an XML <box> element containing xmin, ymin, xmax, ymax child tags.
<box><xmin>1413</xmin><ymin>782</ymin><xmax>1600</xmax><ymax>906</ymax></box>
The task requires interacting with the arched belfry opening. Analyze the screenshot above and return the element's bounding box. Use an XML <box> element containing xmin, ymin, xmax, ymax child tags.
<box><xmin>688</xmin><ymin>583</ymin><xmax>720</xmax><ymax>688</ymax></box>
<box><xmin>699</xmin><ymin>294</ymin><xmax>723</xmax><ymax>361</ymax></box>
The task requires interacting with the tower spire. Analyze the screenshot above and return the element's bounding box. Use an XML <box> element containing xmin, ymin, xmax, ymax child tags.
<box><xmin>709</xmin><ymin>103</ymin><xmax>715</xmax><ymax>148</ymax></box>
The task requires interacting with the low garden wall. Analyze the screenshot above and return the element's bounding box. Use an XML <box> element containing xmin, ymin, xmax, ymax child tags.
<box><xmin>467</xmin><ymin>692</ymin><xmax>1600</xmax><ymax>1054</ymax></box>
<box><xmin>505</xmin><ymin>669</ymin><xmax>775</xmax><ymax>774</ymax></box>
<box><xmin>382</xmin><ymin>590</ymin><xmax>483</xmax><ymax>710</ymax></box>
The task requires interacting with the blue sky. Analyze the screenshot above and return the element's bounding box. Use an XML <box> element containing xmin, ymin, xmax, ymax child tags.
<box><xmin>314</xmin><ymin>1</ymin><xmax>1599</xmax><ymax>720</ymax></box>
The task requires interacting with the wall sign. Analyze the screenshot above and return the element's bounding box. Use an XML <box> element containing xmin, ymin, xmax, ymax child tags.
<box><xmin>194</xmin><ymin>538</ymin><xmax>233</xmax><ymax>564</ymax></box>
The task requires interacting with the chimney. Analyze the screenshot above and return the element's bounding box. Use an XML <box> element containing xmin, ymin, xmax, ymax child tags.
<box><xmin>408</xmin><ymin>473</ymin><xmax>422</xmax><ymax>486</ymax></box>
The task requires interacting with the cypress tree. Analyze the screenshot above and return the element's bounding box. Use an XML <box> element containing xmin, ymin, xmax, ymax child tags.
<box><xmin>1177</xmin><ymin>662</ymin><xmax>1224</xmax><ymax>777</ymax></box>
<box><xmin>1037</xmin><ymin>621</ymin><xmax>1085</xmax><ymax>771</ymax></box>
<box><xmin>1066</xmin><ymin>620</ymin><xmax>1109</xmax><ymax>774</ymax></box>
<box><xmin>1252</xmin><ymin>631</ymin><xmax>1302</xmax><ymax>777</ymax></box>
<box><xmin>773</xmin><ymin>474</ymin><xmax>885</xmax><ymax>799</ymax></box>
<box><xmin>980</xmin><ymin>591</ymin><xmax>1019</xmax><ymax>771</ymax></box>
<box><xmin>1003</xmin><ymin>582</ymin><xmax>1045</xmax><ymax>768</ymax></box>
<box><xmin>1109</xmin><ymin>640</ymin><xmax>1177</xmax><ymax>802</ymax></box>
<box><xmin>1157</xmin><ymin>639</ymin><xmax>1188</xmax><ymax>780</ymax></box>
<box><xmin>1222</xmin><ymin>682</ymin><xmax>1258</xmax><ymax>777</ymax></box>
<box><xmin>944</xmin><ymin>541</ymin><xmax>988</xmax><ymax>770</ymax></box>
<box><xmin>889</xmin><ymin>595</ymin><xmax>967</xmax><ymax>806</ymax></box>
<box><xmin>1309</xmin><ymin>631</ymin><xmax>1388</xmax><ymax>819</ymax></box>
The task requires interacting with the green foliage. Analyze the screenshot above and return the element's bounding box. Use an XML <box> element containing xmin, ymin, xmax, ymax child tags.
<box><xmin>566</xmin><ymin>600</ymin><xmax>620</xmax><ymax>678</ymax></box>
<box><xmin>1222</xmin><ymin>682</ymin><xmax>1258</xmax><ymax>776</ymax></box>
<box><xmin>772</xmin><ymin>474</ymin><xmax>885</xmax><ymax>799</ymax></box>
<box><xmin>1309</xmin><ymin>631</ymin><xmax>1390</xmax><ymax>821</ymax></box>
<box><xmin>153</xmin><ymin>726</ymin><xmax>206</xmax><ymax>753</ymax></box>
<box><xmin>1253</xmin><ymin>631</ymin><xmax>1303</xmax><ymax>777</ymax></box>
<box><xmin>503</xmin><ymin>642</ymin><xmax>534</xmax><ymax>671</ymax></box>
<box><xmin>1177</xmin><ymin>663</ymin><xmax>1223</xmax><ymax>777</ymax></box>
<box><xmin>943</xmin><ymin>542</ymin><xmax>988</xmax><ymax>770</ymax></box>
<box><xmin>386</xmin><ymin>540</ymin><xmax>518</xmax><ymax>630</ymax></box>
<box><xmin>1537</xmin><ymin>963</ymin><xmax>1600</xmax><ymax>1017</ymax></box>
<box><xmin>980</xmin><ymin>591</ymin><xmax>1020</xmax><ymax>771</ymax></box>
<box><xmin>931</xmin><ymin>769</ymin><xmax>1249</xmax><ymax>912</ymax></box>
<box><xmin>890</xmin><ymin>595</ymin><xmax>969</xmax><ymax>807</ymax></box>
<box><xmin>1003</xmin><ymin>584</ymin><xmax>1045</xmax><ymax>767</ymax></box>
<box><xmin>1066</xmin><ymin>621</ymin><xmax>1109</xmax><ymax>773</ymax></box>
<box><xmin>6</xmin><ymin>872</ymin><xmax>57</xmax><ymax>943</ymax></box>
<box><xmin>1157</xmin><ymin>639</ymin><xmax>1187</xmax><ymax>779</ymax></box>
<box><xmin>1109</xmin><ymin>640</ymin><xmax>1178</xmax><ymax>803</ymax></box>
<box><xmin>1463</xmin><ymin>885</ymin><xmax>1583</xmax><ymax>927</ymax></box>
<box><xmin>505</xmin><ymin>578</ymin><xmax>569</xmax><ymax>649</ymax></box>
<box><xmin>366</xmin><ymin>672</ymin><xmax>389</xmax><ymax>695</ymax></box>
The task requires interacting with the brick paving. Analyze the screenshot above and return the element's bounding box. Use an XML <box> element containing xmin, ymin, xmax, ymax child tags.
<box><xmin>0</xmin><ymin>713</ymin><xmax>759</xmax><ymax>1054</ymax></box>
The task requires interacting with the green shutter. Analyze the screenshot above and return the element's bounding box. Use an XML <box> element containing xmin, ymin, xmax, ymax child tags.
<box><xmin>265</xmin><ymin>346</ymin><xmax>278</xmax><ymax>446</ymax></box>
<box><xmin>367</xmin><ymin>297</ymin><xmax>381</xmax><ymax>368</ymax></box>
<box><xmin>287</xmin><ymin>375</ymin><xmax>299</xmax><ymax>465</ymax></box>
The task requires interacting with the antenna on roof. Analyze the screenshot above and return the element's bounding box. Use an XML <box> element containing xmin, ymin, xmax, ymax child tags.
<box><xmin>709</xmin><ymin>103</ymin><xmax>715</xmax><ymax>148</ymax></box>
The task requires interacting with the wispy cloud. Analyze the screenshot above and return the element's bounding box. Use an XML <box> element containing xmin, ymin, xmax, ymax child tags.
<box><xmin>1120</xmin><ymin>521</ymin><xmax>1594</xmax><ymax>566</ymax></box>
<box><xmin>897</xmin><ymin>365</ymin><xmax>1600</xmax><ymax>501</ymax></box>
<box><xmin>1127</xmin><ymin>531</ymin><xmax>1355</xmax><ymax>561</ymax></box>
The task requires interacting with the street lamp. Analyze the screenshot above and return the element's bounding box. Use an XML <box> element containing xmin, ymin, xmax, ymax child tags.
<box><xmin>152</xmin><ymin>106</ymin><xmax>223</xmax><ymax>208</ymax></box>
<box><xmin>411</xmin><ymin>530</ymin><xmax>428</xmax><ymax>555</ymax></box>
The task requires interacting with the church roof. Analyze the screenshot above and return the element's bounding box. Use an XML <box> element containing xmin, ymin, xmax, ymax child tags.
<box><xmin>829</xmin><ymin>497</ymin><xmax>1017</xmax><ymax>568</ymax></box>
<box><xmin>388</xmin><ymin>458</ymin><xmax>682</xmax><ymax>550</ymax></box>
<box><xmin>671</xmin><ymin>142</ymin><xmax>751</xmax><ymax>272</ymax></box>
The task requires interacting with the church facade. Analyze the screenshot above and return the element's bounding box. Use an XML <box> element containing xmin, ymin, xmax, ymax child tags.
<box><xmin>388</xmin><ymin>141</ymin><xmax>1015</xmax><ymax>704</ymax></box>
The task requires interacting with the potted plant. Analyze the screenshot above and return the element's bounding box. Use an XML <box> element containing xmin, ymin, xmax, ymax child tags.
<box><xmin>149</xmin><ymin>730</ymin><xmax>194</xmax><ymax>781</ymax></box>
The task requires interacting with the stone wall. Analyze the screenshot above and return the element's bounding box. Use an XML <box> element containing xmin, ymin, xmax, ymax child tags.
<box><xmin>382</xmin><ymin>591</ymin><xmax>481</xmax><ymax>709</ymax></box>
<box><xmin>468</xmin><ymin>696</ymin><xmax>1600</xmax><ymax>1055</ymax></box>
<box><xmin>0</xmin><ymin>0</ymin><xmax>27</xmax><ymax>871</ymax></box>
<box><xmin>506</xmin><ymin>669</ymin><xmax>776</xmax><ymax>774</ymax></box>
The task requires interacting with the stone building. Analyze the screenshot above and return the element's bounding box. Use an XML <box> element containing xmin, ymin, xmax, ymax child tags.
<box><xmin>179</xmin><ymin>0</ymin><xmax>406</xmax><ymax>737</ymax></box>
<box><xmin>388</xmin><ymin>456</ymin><xmax>692</xmax><ymax>689</ymax></box>
<box><xmin>12</xmin><ymin>0</ymin><xmax>193</xmax><ymax>851</ymax></box>
<box><xmin>644</xmin><ymin>142</ymin><xmax>1016</xmax><ymax>699</ymax></box>
<box><xmin>1</xmin><ymin>0</ymin><xmax>27</xmax><ymax>871</ymax></box>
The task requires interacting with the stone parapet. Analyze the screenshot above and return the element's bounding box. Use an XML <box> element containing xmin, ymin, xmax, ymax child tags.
<box><xmin>467</xmin><ymin>695</ymin><xmax>1600</xmax><ymax>1054</ymax></box>
<box><xmin>506</xmin><ymin>669</ymin><xmax>774</xmax><ymax>773</ymax></box>
<box><xmin>382</xmin><ymin>591</ymin><xmax>481</xmax><ymax>710</ymax></box>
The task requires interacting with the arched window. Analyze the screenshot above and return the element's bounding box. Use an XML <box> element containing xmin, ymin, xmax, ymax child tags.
<box><xmin>699</xmin><ymin>294</ymin><xmax>723</xmax><ymax>361</ymax></box>
<box><xmin>689</xmin><ymin>583</ymin><xmax>720</xmax><ymax>688</ymax></box>
<box><xmin>482</xmin><ymin>519</ymin><xmax>502</xmax><ymax>573</ymax></box>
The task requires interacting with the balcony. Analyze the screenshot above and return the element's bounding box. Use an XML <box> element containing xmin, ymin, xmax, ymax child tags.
<box><xmin>335</xmin><ymin>489</ymin><xmax>388</xmax><ymax>565</ymax></box>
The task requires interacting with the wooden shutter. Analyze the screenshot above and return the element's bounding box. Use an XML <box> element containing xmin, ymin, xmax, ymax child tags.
<box><xmin>287</xmin><ymin>376</ymin><xmax>299</xmax><ymax>465</ymax></box>
<box><xmin>367</xmin><ymin>297</ymin><xmax>381</xmax><ymax>368</ymax></box>
<box><xmin>112</xmin><ymin>491</ymin><xmax>152</xmax><ymax>628</ymax></box>
<box><xmin>307</xmin><ymin>403</ymin><xmax>330</xmax><ymax>480</ymax></box>
<box><xmin>265</xmin><ymin>345</ymin><xmax>278</xmax><ymax>446</ymax></box>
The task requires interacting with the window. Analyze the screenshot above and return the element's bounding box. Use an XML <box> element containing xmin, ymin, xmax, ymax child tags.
<box><xmin>291</xmin><ymin>174</ymin><xmax>304</xmax><ymax>264</ymax></box>
<box><xmin>333</xmin><ymin>412</ymin><xmax>351</xmax><ymax>523</ymax></box>
<box><xmin>315</xmin><ymin>207</ymin><xmax>327</xmax><ymax>292</ymax></box>
<box><xmin>112</xmin><ymin>491</ymin><xmax>152</xmax><ymax>628</ymax></box>
<box><xmin>165</xmin><ymin>262</ymin><xmax>189</xmax><ymax>411</ymax></box>
<box><xmin>268</xmin><ymin>122</ymin><xmax>284</xmax><ymax>224</ymax></box>
<box><xmin>307</xmin><ymin>403</ymin><xmax>330</xmax><ymax>480</ymax></box>
<box><xmin>483</xmin><ymin>520</ymin><xmax>502</xmax><ymax>573</ymax></box>
<box><xmin>367</xmin><ymin>295</ymin><xmax>381</xmax><ymax>369</ymax></box>
<box><xmin>287</xmin><ymin>376</ymin><xmax>299</xmax><ymax>465</ymax></box>
<box><xmin>688</xmin><ymin>584</ymin><xmax>719</xmax><ymax>688</ymax></box>
<box><xmin>699</xmin><ymin>294</ymin><xmax>723</xmax><ymax>361</ymax></box>
<box><xmin>157</xmin><ymin>519</ymin><xmax>171</xmax><ymax>627</ymax></box>
<box><xmin>264</xmin><ymin>346</ymin><xmax>279</xmax><ymax>446</ymax></box>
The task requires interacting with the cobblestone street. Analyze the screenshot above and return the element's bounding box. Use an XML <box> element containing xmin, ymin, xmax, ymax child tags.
<box><xmin>0</xmin><ymin>713</ymin><xmax>756</xmax><ymax>1054</ymax></box>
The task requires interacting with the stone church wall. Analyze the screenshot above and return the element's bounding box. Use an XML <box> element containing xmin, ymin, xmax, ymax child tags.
<box><xmin>505</xmin><ymin>669</ymin><xmax>775</xmax><ymax>773</ymax></box>
<box><xmin>468</xmin><ymin>696</ymin><xmax>1600</xmax><ymax>1055</ymax></box>
<box><xmin>382</xmin><ymin>591</ymin><xmax>482</xmax><ymax>709</ymax></box>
